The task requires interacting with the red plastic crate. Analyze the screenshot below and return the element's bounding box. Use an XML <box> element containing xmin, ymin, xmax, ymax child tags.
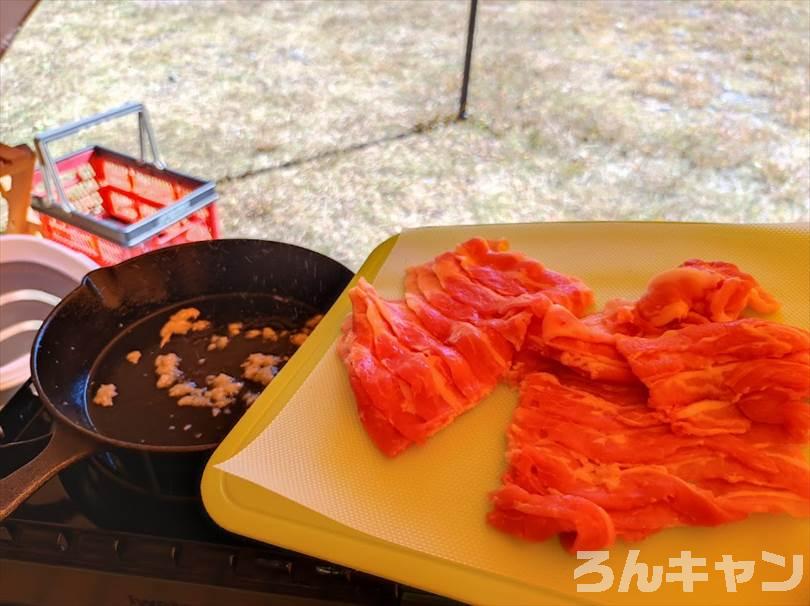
<box><xmin>32</xmin><ymin>147</ymin><xmax>219</xmax><ymax>266</ymax></box>
<box><xmin>131</xmin><ymin>169</ymin><xmax>175</xmax><ymax>202</ymax></box>
<box><xmin>94</xmin><ymin>155</ymin><xmax>132</xmax><ymax>191</ymax></box>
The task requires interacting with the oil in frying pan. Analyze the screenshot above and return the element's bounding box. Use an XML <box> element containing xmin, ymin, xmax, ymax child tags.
<box><xmin>86</xmin><ymin>292</ymin><xmax>317</xmax><ymax>447</ymax></box>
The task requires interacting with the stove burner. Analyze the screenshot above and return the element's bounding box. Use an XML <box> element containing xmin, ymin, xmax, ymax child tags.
<box><xmin>59</xmin><ymin>448</ymin><xmax>223</xmax><ymax>539</ymax></box>
<box><xmin>1</xmin><ymin>382</ymin><xmax>454</xmax><ymax>605</ymax></box>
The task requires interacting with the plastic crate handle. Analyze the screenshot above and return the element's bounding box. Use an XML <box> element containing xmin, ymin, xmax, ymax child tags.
<box><xmin>33</xmin><ymin>102</ymin><xmax>165</xmax><ymax>213</ymax></box>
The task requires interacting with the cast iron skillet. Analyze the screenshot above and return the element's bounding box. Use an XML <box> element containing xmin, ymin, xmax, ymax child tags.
<box><xmin>0</xmin><ymin>239</ymin><xmax>352</xmax><ymax>519</ymax></box>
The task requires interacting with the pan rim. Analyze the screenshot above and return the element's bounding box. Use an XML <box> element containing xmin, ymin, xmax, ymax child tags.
<box><xmin>30</xmin><ymin>238</ymin><xmax>353</xmax><ymax>453</ymax></box>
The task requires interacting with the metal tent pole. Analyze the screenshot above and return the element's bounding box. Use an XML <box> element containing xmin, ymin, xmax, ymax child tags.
<box><xmin>458</xmin><ymin>0</ymin><xmax>479</xmax><ymax>121</ymax></box>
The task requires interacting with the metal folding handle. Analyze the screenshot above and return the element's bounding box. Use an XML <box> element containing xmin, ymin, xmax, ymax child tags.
<box><xmin>33</xmin><ymin>102</ymin><xmax>165</xmax><ymax>212</ymax></box>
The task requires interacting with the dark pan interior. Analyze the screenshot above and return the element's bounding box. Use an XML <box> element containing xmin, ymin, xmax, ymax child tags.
<box><xmin>32</xmin><ymin>239</ymin><xmax>353</xmax><ymax>451</ymax></box>
<box><xmin>87</xmin><ymin>292</ymin><xmax>314</xmax><ymax>447</ymax></box>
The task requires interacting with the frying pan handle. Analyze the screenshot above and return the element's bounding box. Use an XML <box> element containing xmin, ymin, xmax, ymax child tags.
<box><xmin>0</xmin><ymin>420</ymin><xmax>98</xmax><ymax>521</ymax></box>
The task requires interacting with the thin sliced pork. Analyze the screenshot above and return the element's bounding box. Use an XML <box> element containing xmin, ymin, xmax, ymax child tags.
<box><xmin>616</xmin><ymin>319</ymin><xmax>810</xmax><ymax>439</ymax></box>
<box><xmin>340</xmin><ymin>238</ymin><xmax>592</xmax><ymax>456</ymax></box>
<box><xmin>489</xmin><ymin>372</ymin><xmax>810</xmax><ymax>551</ymax></box>
<box><xmin>526</xmin><ymin>258</ymin><xmax>784</xmax><ymax>384</ymax></box>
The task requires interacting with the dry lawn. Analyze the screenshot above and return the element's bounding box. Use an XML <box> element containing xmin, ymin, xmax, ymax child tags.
<box><xmin>1</xmin><ymin>0</ymin><xmax>808</xmax><ymax>269</ymax></box>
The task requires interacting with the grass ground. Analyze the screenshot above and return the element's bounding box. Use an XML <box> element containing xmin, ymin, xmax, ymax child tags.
<box><xmin>1</xmin><ymin>0</ymin><xmax>807</xmax><ymax>269</ymax></box>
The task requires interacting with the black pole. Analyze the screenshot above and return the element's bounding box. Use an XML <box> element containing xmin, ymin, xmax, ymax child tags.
<box><xmin>458</xmin><ymin>0</ymin><xmax>478</xmax><ymax>121</ymax></box>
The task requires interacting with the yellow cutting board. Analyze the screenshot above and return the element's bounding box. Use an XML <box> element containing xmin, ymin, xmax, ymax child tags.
<box><xmin>202</xmin><ymin>222</ymin><xmax>810</xmax><ymax>606</ymax></box>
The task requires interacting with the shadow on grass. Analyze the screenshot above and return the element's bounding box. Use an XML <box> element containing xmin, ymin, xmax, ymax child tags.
<box><xmin>221</xmin><ymin>113</ymin><xmax>460</xmax><ymax>183</ymax></box>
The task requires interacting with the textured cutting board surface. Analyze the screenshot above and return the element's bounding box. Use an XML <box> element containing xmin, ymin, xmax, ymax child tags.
<box><xmin>203</xmin><ymin>222</ymin><xmax>810</xmax><ymax>606</ymax></box>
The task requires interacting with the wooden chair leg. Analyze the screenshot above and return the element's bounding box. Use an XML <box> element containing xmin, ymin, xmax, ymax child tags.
<box><xmin>0</xmin><ymin>143</ymin><xmax>36</xmax><ymax>234</ymax></box>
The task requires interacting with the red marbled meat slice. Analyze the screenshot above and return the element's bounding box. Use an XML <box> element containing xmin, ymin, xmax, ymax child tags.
<box><xmin>343</xmin><ymin>287</ymin><xmax>460</xmax><ymax>443</ymax></box>
<box><xmin>403</xmin><ymin>290</ymin><xmax>510</xmax><ymax>386</ymax></box>
<box><xmin>521</xmin><ymin>257</ymin><xmax>784</xmax><ymax>386</ymax></box>
<box><xmin>681</xmin><ymin>259</ymin><xmax>781</xmax><ymax>316</ymax></box>
<box><xmin>338</xmin><ymin>313</ymin><xmax>436</xmax><ymax>449</ymax></box>
<box><xmin>407</xmin><ymin>263</ymin><xmax>480</xmax><ymax>323</ymax></box>
<box><xmin>710</xmin><ymin>487</ymin><xmax>810</xmax><ymax>518</ymax></box>
<box><xmin>356</xmin><ymin>286</ymin><xmax>462</xmax><ymax>416</ymax></box>
<box><xmin>356</xmin><ymin>279</ymin><xmax>492</xmax><ymax>402</ymax></box>
<box><xmin>616</xmin><ymin>319</ymin><xmax>810</xmax><ymax>439</ymax></box>
<box><xmin>534</xmin><ymin>258</ymin><xmax>784</xmax><ymax>385</ymax></box>
<box><xmin>340</xmin><ymin>273</ymin><xmax>535</xmax><ymax>456</ymax></box>
<box><xmin>339</xmin><ymin>238</ymin><xmax>596</xmax><ymax>456</ymax></box>
<box><xmin>454</xmin><ymin>238</ymin><xmax>539</xmax><ymax>296</ymax></box>
<box><xmin>408</xmin><ymin>240</ymin><xmax>595</xmax><ymax>352</ymax></box>
<box><xmin>489</xmin><ymin>372</ymin><xmax>810</xmax><ymax>551</ymax></box>
<box><xmin>338</xmin><ymin>333</ymin><xmax>412</xmax><ymax>457</ymax></box>
<box><xmin>406</xmin><ymin>263</ymin><xmax>536</xmax><ymax>349</ymax></box>
<box><xmin>354</xmin><ymin>280</ymin><xmax>481</xmax><ymax>418</ymax></box>
<box><xmin>531</xmin><ymin>304</ymin><xmax>636</xmax><ymax>383</ymax></box>
<box><xmin>403</xmin><ymin>269</ymin><xmax>531</xmax><ymax>372</ymax></box>
<box><xmin>453</xmin><ymin>238</ymin><xmax>594</xmax><ymax>316</ymax></box>
<box><xmin>431</xmin><ymin>252</ymin><xmax>521</xmax><ymax>317</ymax></box>
<box><xmin>489</xmin><ymin>483</ymin><xmax>616</xmax><ymax>552</ymax></box>
<box><xmin>431</xmin><ymin>252</ymin><xmax>552</xmax><ymax>328</ymax></box>
<box><xmin>634</xmin><ymin>259</ymin><xmax>780</xmax><ymax>330</ymax></box>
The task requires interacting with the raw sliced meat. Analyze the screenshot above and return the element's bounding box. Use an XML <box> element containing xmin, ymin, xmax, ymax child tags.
<box><xmin>523</xmin><ymin>258</ymin><xmax>784</xmax><ymax>384</ymax></box>
<box><xmin>406</xmin><ymin>239</ymin><xmax>595</xmax><ymax>349</ymax></box>
<box><xmin>489</xmin><ymin>372</ymin><xmax>810</xmax><ymax>551</ymax></box>
<box><xmin>667</xmin><ymin>400</ymin><xmax>753</xmax><ymax>436</ymax></box>
<box><xmin>338</xmin><ymin>325</ymin><xmax>422</xmax><ymax>454</ymax></box>
<box><xmin>340</xmin><ymin>238</ymin><xmax>809</xmax><ymax>553</ymax></box>
<box><xmin>339</xmin><ymin>276</ymin><xmax>532</xmax><ymax>456</ymax></box>
<box><xmin>407</xmin><ymin>263</ymin><xmax>481</xmax><ymax>323</ymax></box>
<box><xmin>681</xmin><ymin>259</ymin><xmax>780</xmax><ymax>316</ymax></box>
<box><xmin>404</xmin><ymin>290</ymin><xmax>511</xmax><ymax>387</ymax></box>
<box><xmin>364</xmin><ymin>303</ymin><xmax>463</xmax><ymax>419</ymax></box>
<box><xmin>340</xmin><ymin>348</ymin><xmax>412</xmax><ymax>457</ymax></box>
<box><xmin>634</xmin><ymin>259</ymin><xmax>780</xmax><ymax>330</ymax></box>
<box><xmin>403</xmin><ymin>268</ymin><xmax>532</xmax><ymax>368</ymax></box>
<box><xmin>489</xmin><ymin>483</ymin><xmax>616</xmax><ymax>552</ymax></box>
<box><xmin>453</xmin><ymin>238</ymin><xmax>594</xmax><ymax>316</ymax></box>
<box><xmin>530</xmin><ymin>304</ymin><xmax>636</xmax><ymax>383</ymax></box>
<box><xmin>406</xmin><ymin>262</ymin><xmax>539</xmax><ymax>349</ymax></box>
<box><xmin>343</xmin><ymin>286</ymin><xmax>458</xmax><ymax>441</ymax></box>
<box><xmin>616</xmin><ymin>319</ymin><xmax>810</xmax><ymax>439</ymax></box>
<box><xmin>339</xmin><ymin>238</ymin><xmax>593</xmax><ymax>456</ymax></box>
<box><xmin>356</xmin><ymin>279</ymin><xmax>491</xmax><ymax>402</ymax></box>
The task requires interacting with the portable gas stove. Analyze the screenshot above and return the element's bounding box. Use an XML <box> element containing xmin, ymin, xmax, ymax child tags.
<box><xmin>0</xmin><ymin>384</ymin><xmax>458</xmax><ymax>606</ymax></box>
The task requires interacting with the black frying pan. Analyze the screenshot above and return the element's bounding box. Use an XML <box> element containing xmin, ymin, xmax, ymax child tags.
<box><xmin>0</xmin><ymin>239</ymin><xmax>352</xmax><ymax>519</ymax></box>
